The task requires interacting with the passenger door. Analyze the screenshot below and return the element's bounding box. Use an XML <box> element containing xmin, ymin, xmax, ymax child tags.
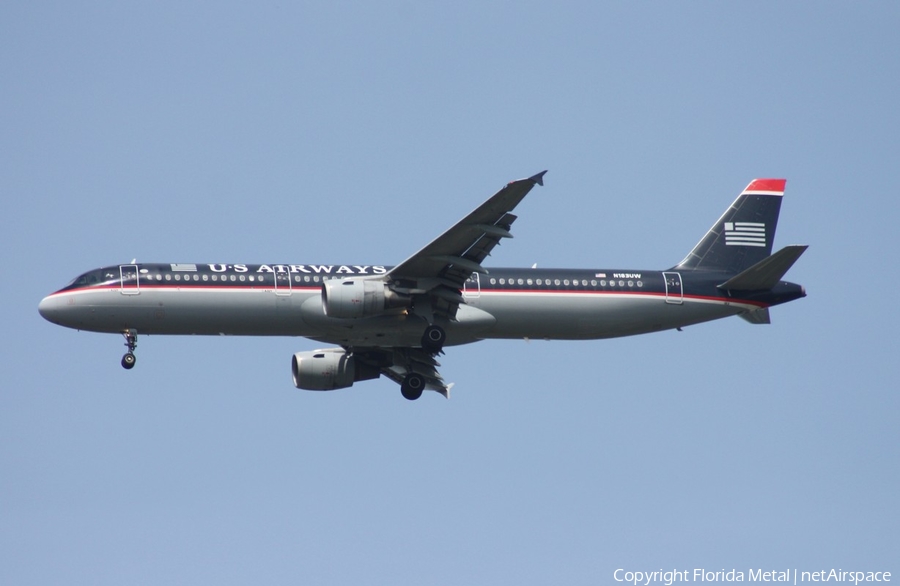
<box><xmin>119</xmin><ymin>264</ymin><xmax>140</xmax><ymax>295</ymax></box>
<box><xmin>663</xmin><ymin>272</ymin><xmax>683</xmax><ymax>305</ymax></box>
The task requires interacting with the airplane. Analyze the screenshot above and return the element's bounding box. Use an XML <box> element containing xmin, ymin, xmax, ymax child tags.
<box><xmin>38</xmin><ymin>172</ymin><xmax>807</xmax><ymax>400</ymax></box>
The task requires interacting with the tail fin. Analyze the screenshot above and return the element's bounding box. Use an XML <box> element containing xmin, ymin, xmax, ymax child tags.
<box><xmin>675</xmin><ymin>179</ymin><xmax>786</xmax><ymax>274</ymax></box>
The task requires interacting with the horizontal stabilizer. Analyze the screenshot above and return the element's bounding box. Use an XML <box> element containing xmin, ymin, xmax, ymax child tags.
<box><xmin>738</xmin><ymin>308</ymin><xmax>771</xmax><ymax>325</ymax></box>
<box><xmin>718</xmin><ymin>245</ymin><xmax>808</xmax><ymax>291</ymax></box>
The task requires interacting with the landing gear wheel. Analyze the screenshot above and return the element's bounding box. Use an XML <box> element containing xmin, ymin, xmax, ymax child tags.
<box><xmin>421</xmin><ymin>325</ymin><xmax>446</xmax><ymax>353</ymax></box>
<box><xmin>401</xmin><ymin>373</ymin><xmax>425</xmax><ymax>401</ymax></box>
<box><xmin>121</xmin><ymin>329</ymin><xmax>138</xmax><ymax>370</ymax></box>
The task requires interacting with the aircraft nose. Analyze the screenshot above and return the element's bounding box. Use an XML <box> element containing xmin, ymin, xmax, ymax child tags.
<box><xmin>38</xmin><ymin>295</ymin><xmax>60</xmax><ymax>323</ymax></box>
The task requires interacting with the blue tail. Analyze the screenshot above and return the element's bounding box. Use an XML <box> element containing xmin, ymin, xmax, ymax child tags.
<box><xmin>675</xmin><ymin>179</ymin><xmax>786</xmax><ymax>274</ymax></box>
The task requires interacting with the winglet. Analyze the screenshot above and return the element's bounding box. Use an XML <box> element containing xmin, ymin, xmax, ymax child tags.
<box><xmin>434</xmin><ymin>382</ymin><xmax>454</xmax><ymax>399</ymax></box>
<box><xmin>529</xmin><ymin>170</ymin><xmax>547</xmax><ymax>186</ymax></box>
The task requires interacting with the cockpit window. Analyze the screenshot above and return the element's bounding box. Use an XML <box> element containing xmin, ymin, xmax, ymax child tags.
<box><xmin>65</xmin><ymin>270</ymin><xmax>105</xmax><ymax>289</ymax></box>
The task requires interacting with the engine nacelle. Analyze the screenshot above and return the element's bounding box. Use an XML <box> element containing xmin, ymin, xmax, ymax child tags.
<box><xmin>291</xmin><ymin>348</ymin><xmax>381</xmax><ymax>391</ymax></box>
<box><xmin>292</xmin><ymin>349</ymin><xmax>356</xmax><ymax>390</ymax></box>
<box><xmin>321</xmin><ymin>279</ymin><xmax>409</xmax><ymax>319</ymax></box>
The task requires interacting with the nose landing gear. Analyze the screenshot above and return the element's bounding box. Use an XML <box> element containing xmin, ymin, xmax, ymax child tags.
<box><xmin>121</xmin><ymin>329</ymin><xmax>137</xmax><ymax>369</ymax></box>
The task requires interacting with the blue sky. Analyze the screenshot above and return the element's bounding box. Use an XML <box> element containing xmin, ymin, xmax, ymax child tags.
<box><xmin>2</xmin><ymin>2</ymin><xmax>898</xmax><ymax>584</ymax></box>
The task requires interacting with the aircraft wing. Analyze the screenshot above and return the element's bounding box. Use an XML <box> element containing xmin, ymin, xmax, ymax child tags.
<box><xmin>349</xmin><ymin>346</ymin><xmax>453</xmax><ymax>397</ymax></box>
<box><xmin>386</xmin><ymin>171</ymin><xmax>545</xmax><ymax>323</ymax></box>
<box><xmin>388</xmin><ymin>171</ymin><xmax>546</xmax><ymax>287</ymax></box>
<box><xmin>358</xmin><ymin>172</ymin><xmax>546</xmax><ymax>397</ymax></box>
<box><xmin>381</xmin><ymin>347</ymin><xmax>453</xmax><ymax>398</ymax></box>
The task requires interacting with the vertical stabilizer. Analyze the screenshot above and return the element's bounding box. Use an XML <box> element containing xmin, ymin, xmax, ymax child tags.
<box><xmin>675</xmin><ymin>179</ymin><xmax>785</xmax><ymax>274</ymax></box>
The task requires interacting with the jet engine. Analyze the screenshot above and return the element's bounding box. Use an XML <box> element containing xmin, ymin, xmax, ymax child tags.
<box><xmin>321</xmin><ymin>279</ymin><xmax>409</xmax><ymax>319</ymax></box>
<box><xmin>291</xmin><ymin>348</ymin><xmax>379</xmax><ymax>391</ymax></box>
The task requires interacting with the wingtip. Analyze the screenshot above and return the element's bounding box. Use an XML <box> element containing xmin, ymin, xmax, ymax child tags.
<box><xmin>529</xmin><ymin>170</ymin><xmax>547</xmax><ymax>186</ymax></box>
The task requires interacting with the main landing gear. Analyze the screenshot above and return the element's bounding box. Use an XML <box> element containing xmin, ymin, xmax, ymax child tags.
<box><xmin>399</xmin><ymin>325</ymin><xmax>446</xmax><ymax>400</ymax></box>
<box><xmin>401</xmin><ymin>372</ymin><xmax>425</xmax><ymax>401</ymax></box>
<box><xmin>121</xmin><ymin>329</ymin><xmax>137</xmax><ymax>369</ymax></box>
<box><xmin>421</xmin><ymin>324</ymin><xmax>446</xmax><ymax>354</ymax></box>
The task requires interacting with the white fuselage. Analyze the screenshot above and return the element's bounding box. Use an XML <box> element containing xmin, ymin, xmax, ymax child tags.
<box><xmin>38</xmin><ymin>264</ymin><xmax>757</xmax><ymax>348</ymax></box>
